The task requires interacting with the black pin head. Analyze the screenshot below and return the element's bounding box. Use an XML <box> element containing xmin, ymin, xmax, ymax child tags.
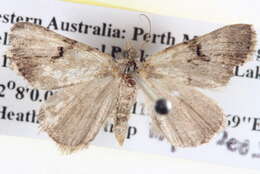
<box><xmin>155</xmin><ymin>98</ymin><xmax>172</xmax><ymax>115</ymax></box>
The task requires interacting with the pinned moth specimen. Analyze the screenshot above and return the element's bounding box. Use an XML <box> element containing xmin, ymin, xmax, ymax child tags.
<box><xmin>7</xmin><ymin>22</ymin><xmax>256</xmax><ymax>153</ymax></box>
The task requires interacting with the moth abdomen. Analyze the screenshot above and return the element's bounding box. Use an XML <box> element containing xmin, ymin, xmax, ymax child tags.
<box><xmin>114</xmin><ymin>76</ymin><xmax>136</xmax><ymax>145</ymax></box>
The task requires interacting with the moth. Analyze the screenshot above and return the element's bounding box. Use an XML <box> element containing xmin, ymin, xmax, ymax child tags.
<box><xmin>7</xmin><ymin>22</ymin><xmax>256</xmax><ymax>153</ymax></box>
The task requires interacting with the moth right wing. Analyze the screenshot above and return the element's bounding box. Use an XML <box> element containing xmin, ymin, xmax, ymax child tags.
<box><xmin>39</xmin><ymin>76</ymin><xmax>120</xmax><ymax>153</ymax></box>
<box><xmin>142</xmin><ymin>24</ymin><xmax>256</xmax><ymax>88</ymax></box>
<box><xmin>8</xmin><ymin>22</ymin><xmax>114</xmax><ymax>90</ymax></box>
<box><xmin>138</xmin><ymin>24</ymin><xmax>255</xmax><ymax>146</ymax></box>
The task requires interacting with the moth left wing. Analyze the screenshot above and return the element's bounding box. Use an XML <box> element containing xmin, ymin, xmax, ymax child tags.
<box><xmin>8</xmin><ymin>22</ymin><xmax>114</xmax><ymax>90</ymax></box>
<box><xmin>142</xmin><ymin>24</ymin><xmax>256</xmax><ymax>88</ymax></box>
<box><xmin>142</xmin><ymin>77</ymin><xmax>225</xmax><ymax>147</ymax></box>
<box><xmin>39</xmin><ymin>76</ymin><xmax>120</xmax><ymax>153</ymax></box>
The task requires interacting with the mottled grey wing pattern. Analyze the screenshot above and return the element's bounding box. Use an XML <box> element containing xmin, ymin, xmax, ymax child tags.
<box><xmin>7</xmin><ymin>22</ymin><xmax>256</xmax><ymax>151</ymax></box>
<box><xmin>140</xmin><ymin>24</ymin><xmax>256</xmax><ymax>147</ymax></box>
<box><xmin>39</xmin><ymin>76</ymin><xmax>120</xmax><ymax>153</ymax></box>
<box><xmin>143</xmin><ymin>24</ymin><xmax>256</xmax><ymax>88</ymax></box>
<box><xmin>8</xmin><ymin>22</ymin><xmax>114</xmax><ymax>90</ymax></box>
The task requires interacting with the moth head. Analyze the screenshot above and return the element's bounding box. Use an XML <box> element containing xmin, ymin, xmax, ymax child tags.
<box><xmin>122</xmin><ymin>47</ymin><xmax>140</xmax><ymax>60</ymax></box>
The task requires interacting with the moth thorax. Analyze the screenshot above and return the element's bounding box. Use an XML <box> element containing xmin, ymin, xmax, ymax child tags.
<box><xmin>124</xmin><ymin>60</ymin><xmax>137</xmax><ymax>74</ymax></box>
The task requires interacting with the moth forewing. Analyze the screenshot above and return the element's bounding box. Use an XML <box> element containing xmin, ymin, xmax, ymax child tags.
<box><xmin>142</xmin><ymin>24</ymin><xmax>256</xmax><ymax>88</ymax></box>
<box><xmin>8</xmin><ymin>22</ymin><xmax>114</xmax><ymax>90</ymax></box>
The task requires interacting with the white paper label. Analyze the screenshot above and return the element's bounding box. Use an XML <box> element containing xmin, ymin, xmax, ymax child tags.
<box><xmin>0</xmin><ymin>0</ymin><xmax>260</xmax><ymax>170</ymax></box>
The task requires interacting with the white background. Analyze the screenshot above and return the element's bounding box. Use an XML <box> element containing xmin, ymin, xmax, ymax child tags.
<box><xmin>1</xmin><ymin>0</ymin><xmax>260</xmax><ymax>174</ymax></box>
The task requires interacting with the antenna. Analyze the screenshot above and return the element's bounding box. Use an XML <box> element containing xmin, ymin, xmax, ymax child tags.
<box><xmin>138</xmin><ymin>14</ymin><xmax>152</xmax><ymax>51</ymax></box>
